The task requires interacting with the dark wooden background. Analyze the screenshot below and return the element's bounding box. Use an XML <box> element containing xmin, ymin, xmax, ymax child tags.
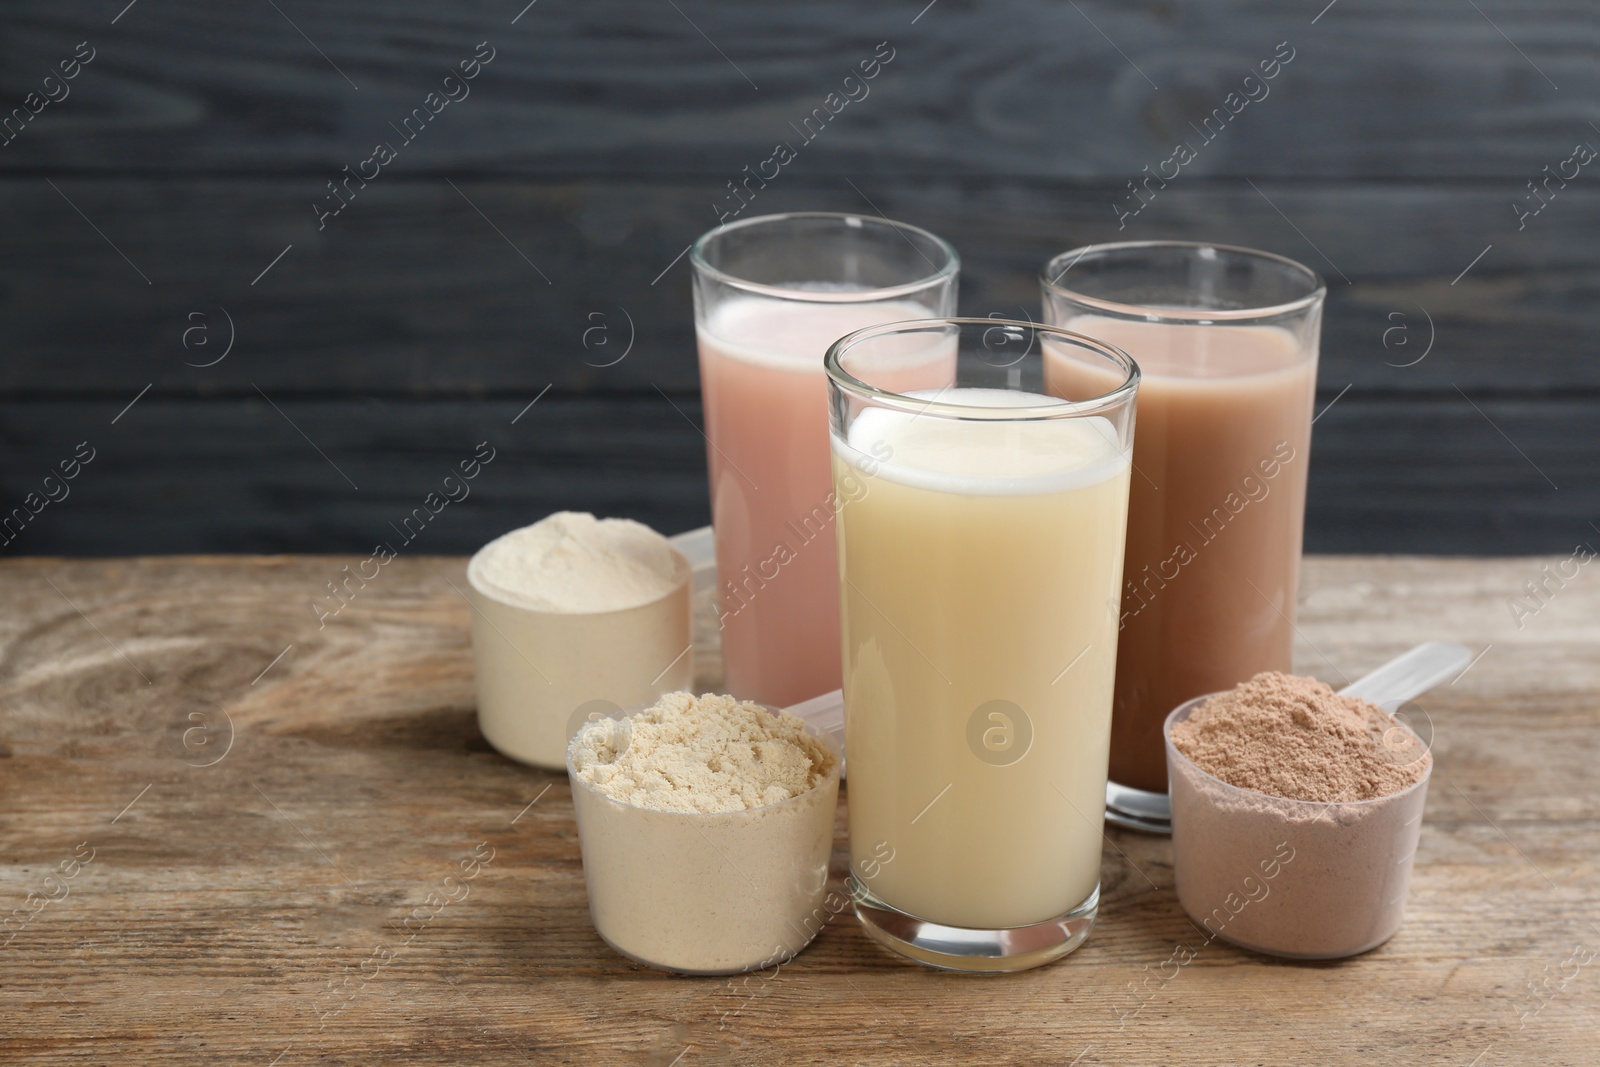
<box><xmin>0</xmin><ymin>0</ymin><xmax>1593</xmax><ymax>556</ymax></box>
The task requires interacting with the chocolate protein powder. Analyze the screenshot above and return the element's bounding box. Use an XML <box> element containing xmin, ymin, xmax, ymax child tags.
<box><xmin>1166</xmin><ymin>671</ymin><xmax>1433</xmax><ymax>959</ymax></box>
<box><xmin>1170</xmin><ymin>671</ymin><xmax>1431</xmax><ymax>801</ymax></box>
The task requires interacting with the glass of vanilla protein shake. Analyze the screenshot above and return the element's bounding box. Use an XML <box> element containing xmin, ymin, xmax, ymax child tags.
<box><xmin>828</xmin><ymin>318</ymin><xmax>1138</xmax><ymax>972</ymax></box>
<box><xmin>691</xmin><ymin>213</ymin><xmax>958</xmax><ymax>710</ymax></box>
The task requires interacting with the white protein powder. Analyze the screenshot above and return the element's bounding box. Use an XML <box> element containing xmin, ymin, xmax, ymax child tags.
<box><xmin>465</xmin><ymin>512</ymin><xmax>692</xmax><ymax>768</ymax></box>
<box><xmin>468</xmin><ymin>511</ymin><xmax>687</xmax><ymax>614</ymax></box>
<box><xmin>568</xmin><ymin>692</ymin><xmax>841</xmax><ymax>974</ymax></box>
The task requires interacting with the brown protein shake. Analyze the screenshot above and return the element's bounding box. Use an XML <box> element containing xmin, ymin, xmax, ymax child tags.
<box><xmin>1046</xmin><ymin>321</ymin><xmax>1316</xmax><ymax>792</ymax></box>
<box><xmin>1041</xmin><ymin>243</ymin><xmax>1324</xmax><ymax>797</ymax></box>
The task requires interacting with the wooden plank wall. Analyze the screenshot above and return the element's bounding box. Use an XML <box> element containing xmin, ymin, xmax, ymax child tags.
<box><xmin>0</xmin><ymin>0</ymin><xmax>1593</xmax><ymax>555</ymax></box>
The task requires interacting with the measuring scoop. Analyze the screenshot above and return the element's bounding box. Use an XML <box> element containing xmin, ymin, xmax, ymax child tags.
<box><xmin>1105</xmin><ymin>641</ymin><xmax>1474</xmax><ymax>834</ymax></box>
<box><xmin>787</xmin><ymin>642</ymin><xmax>1473</xmax><ymax>813</ymax></box>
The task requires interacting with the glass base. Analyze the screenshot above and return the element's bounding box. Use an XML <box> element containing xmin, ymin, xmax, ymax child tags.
<box><xmin>1105</xmin><ymin>780</ymin><xmax>1172</xmax><ymax>834</ymax></box>
<box><xmin>850</xmin><ymin>876</ymin><xmax>1098</xmax><ymax>973</ymax></box>
<box><xmin>593</xmin><ymin>927</ymin><xmax>804</xmax><ymax>977</ymax></box>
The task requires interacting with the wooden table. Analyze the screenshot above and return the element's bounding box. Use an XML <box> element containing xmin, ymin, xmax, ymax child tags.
<box><xmin>2</xmin><ymin>554</ymin><xmax>1594</xmax><ymax>1065</ymax></box>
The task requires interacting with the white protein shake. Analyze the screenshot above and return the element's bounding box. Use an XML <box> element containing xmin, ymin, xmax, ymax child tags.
<box><xmin>833</xmin><ymin>389</ymin><xmax>1131</xmax><ymax>929</ymax></box>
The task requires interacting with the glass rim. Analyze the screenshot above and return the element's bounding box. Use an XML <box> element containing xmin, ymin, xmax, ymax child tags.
<box><xmin>690</xmin><ymin>211</ymin><xmax>960</xmax><ymax>303</ymax></box>
<box><xmin>1163</xmin><ymin>694</ymin><xmax>1433</xmax><ymax>810</ymax></box>
<box><xmin>824</xmin><ymin>316</ymin><xmax>1140</xmax><ymax>421</ymax></box>
<box><xmin>1041</xmin><ymin>240</ymin><xmax>1328</xmax><ymax>322</ymax></box>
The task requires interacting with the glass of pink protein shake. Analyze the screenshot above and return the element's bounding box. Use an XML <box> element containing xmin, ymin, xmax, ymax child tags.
<box><xmin>691</xmin><ymin>213</ymin><xmax>959</xmax><ymax>708</ymax></box>
<box><xmin>1040</xmin><ymin>241</ymin><xmax>1325</xmax><ymax>833</ymax></box>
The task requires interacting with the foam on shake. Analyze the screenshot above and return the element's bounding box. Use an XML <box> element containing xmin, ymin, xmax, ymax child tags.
<box><xmin>837</xmin><ymin>387</ymin><xmax>1129</xmax><ymax>497</ymax></box>
<box><xmin>704</xmin><ymin>297</ymin><xmax>947</xmax><ymax>373</ymax></box>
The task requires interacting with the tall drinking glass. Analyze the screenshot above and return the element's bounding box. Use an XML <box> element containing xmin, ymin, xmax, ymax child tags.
<box><xmin>827</xmin><ymin>318</ymin><xmax>1138</xmax><ymax>972</ymax></box>
<box><xmin>1040</xmin><ymin>242</ymin><xmax>1325</xmax><ymax>833</ymax></box>
<box><xmin>692</xmin><ymin>213</ymin><xmax>958</xmax><ymax>708</ymax></box>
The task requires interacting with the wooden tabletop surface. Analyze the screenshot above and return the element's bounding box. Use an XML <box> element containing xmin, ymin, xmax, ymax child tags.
<box><xmin>1</xmin><ymin>554</ymin><xmax>1595</xmax><ymax>1066</ymax></box>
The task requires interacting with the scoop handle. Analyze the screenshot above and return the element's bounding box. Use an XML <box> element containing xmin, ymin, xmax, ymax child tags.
<box><xmin>1337</xmin><ymin>642</ymin><xmax>1473</xmax><ymax>711</ymax></box>
<box><xmin>784</xmin><ymin>689</ymin><xmax>848</xmax><ymax>777</ymax></box>
<box><xmin>791</xmin><ymin>644</ymin><xmax>1474</xmax><ymax>769</ymax></box>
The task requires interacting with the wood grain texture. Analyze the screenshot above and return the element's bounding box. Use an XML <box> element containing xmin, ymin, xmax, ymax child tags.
<box><xmin>0</xmin><ymin>392</ymin><xmax>1592</xmax><ymax>557</ymax></box>
<box><xmin>0</xmin><ymin>0</ymin><xmax>1592</xmax><ymax>556</ymax></box>
<box><xmin>0</xmin><ymin>178</ymin><xmax>1594</xmax><ymax>395</ymax></box>
<box><xmin>0</xmin><ymin>554</ymin><xmax>1595</xmax><ymax>1065</ymax></box>
<box><xmin>0</xmin><ymin>0</ymin><xmax>1590</xmax><ymax>178</ymax></box>
<box><xmin>0</xmin><ymin>396</ymin><xmax>714</xmax><ymax>555</ymax></box>
<box><xmin>2</xmin><ymin>173</ymin><xmax>1593</xmax><ymax>556</ymax></box>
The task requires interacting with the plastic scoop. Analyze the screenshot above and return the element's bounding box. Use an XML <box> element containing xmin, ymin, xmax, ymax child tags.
<box><xmin>1337</xmin><ymin>641</ymin><xmax>1473</xmax><ymax>712</ymax></box>
<box><xmin>788</xmin><ymin>642</ymin><xmax>1473</xmax><ymax>802</ymax></box>
<box><xmin>784</xmin><ymin>689</ymin><xmax>847</xmax><ymax>778</ymax></box>
<box><xmin>1107</xmin><ymin>640</ymin><xmax>1474</xmax><ymax>833</ymax></box>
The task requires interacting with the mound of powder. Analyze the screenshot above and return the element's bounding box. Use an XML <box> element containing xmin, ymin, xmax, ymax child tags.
<box><xmin>569</xmin><ymin>692</ymin><xmax>836</xmax><ymax>814</ymax></box>
<box><xmin>467</xmin><ymin>511</ymin><xmax>686</xmax><ymax>614</ymax></box>
<box><xmin>1170</xmin><ymin>671</ymin><xmax>1430</xmax><ymax>802</ymax></box>
<box><xmin>568</xmin><ymin>691</ymin><xmax>842</xmax><ymax>973</ymax></box>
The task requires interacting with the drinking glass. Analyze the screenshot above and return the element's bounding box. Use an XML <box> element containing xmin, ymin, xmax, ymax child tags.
<box><xmin>1040</xmin><ymin>242</ymin><xmax>1325</xmax><ymax>833</ymax></box>
<box><xmin>827</xmin><ymin>317</ymin><xmax>1138</xmax><ymax>972</ymax></box>
<box><xmin>691</xmin><ymin>212</ymin><xmax>958</xmax><ymax>709</ymax></box>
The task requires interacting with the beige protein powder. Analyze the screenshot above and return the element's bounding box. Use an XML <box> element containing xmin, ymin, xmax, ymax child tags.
<box><xmin>567</xmin><ymin>692</ymin><xmax>841</xmax><ymax>974</ymax></box>
<box><xmin>467</xmin><ymin>512</ymin><xmax>691</xmax><ymax>768</ymax></box>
